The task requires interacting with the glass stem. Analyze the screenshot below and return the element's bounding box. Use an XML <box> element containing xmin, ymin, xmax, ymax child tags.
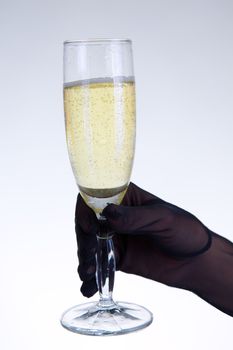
<box><xmin>96</xmin><ymin>216</ymin><xmax>116</xmax><ymax>308</ymax></box>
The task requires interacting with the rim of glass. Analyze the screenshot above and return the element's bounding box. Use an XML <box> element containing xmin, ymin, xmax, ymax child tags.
<box><xmin>64</xmin><ymin>38</ymin><xmax>132</xmax><ymax>45</ymax></box>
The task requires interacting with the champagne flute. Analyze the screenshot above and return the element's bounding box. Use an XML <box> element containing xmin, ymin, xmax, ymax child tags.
<box><xmin>61</xmin><ymin>39</ymin><xmax>153</xmax><ymax>336</ymax></box>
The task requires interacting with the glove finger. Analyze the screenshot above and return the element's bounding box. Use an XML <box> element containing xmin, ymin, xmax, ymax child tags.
<box><xmin>112</xmin><ymin>233</ymin><xmax>127</xmax><ymax>271</ymax></box>
<box><xmin>80</xmin><ymin>278</ymin><xmax>98</xmax><ymax>298</ymax></box>
<box><xmin>75</xmin><ymin>193</ymin><xmax>99</xmax><ymax>233</ymax></box>
<box><xmin>76</xmin><ymin>223</ymin><xmax>97</xmax><ymax>264</ymax></box>
<box><xmin>75</xmin><ymin>194</ymin><xmax>98</xmax><ymax>285</ymax></box>
<box><xmin>78</xmin><ymin>256</ymin><xmax>96</xmax><ymax>282</ymax></box>
<box><xmin>103</xmin><ymin>202</ymin><xmax>172</xmax><ymax>235</ymax></box>
<box><xmin>75</xmin><ymin>194</ymin><xmax>98</xmax><ymax>258</ymax></box>
<box><xmin>122</xmin><ymin>182</ymin><xmax>164</xmax><ymax>206</ymax></box>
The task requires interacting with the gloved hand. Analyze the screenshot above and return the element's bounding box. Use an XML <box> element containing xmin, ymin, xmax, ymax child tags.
<box><xmin>75</xmin><ymin>182</ymin><xmax>233</xmax><ymax>317</ymax></box>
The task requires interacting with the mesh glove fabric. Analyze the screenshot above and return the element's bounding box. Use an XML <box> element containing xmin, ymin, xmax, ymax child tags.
<box><xmin>75</xmin><ymin>182</ymin><xmax>233</xmax><ymax>317</ymax></box>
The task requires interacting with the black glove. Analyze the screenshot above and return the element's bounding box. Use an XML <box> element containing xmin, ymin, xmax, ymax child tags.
<box><xmin>75</xmin><ymin>182</ymin><xmax>233</xmax><ymax>317</ymax></box>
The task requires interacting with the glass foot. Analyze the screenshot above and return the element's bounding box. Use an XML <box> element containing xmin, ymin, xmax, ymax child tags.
<box><xmin>60</xmin><ymin>301</ymin><xmax>153</xmax><ymax>336</ymax></box>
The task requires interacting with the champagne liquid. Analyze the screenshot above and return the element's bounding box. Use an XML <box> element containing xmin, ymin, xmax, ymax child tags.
<box><xmin>64</xmin><ymin>77</ymin><xmax>136</xmax><ymax>213</ymax></box>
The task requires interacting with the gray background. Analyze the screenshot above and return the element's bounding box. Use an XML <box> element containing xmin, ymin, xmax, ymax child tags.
<box><xmin>0</xmin><ymin>0</ymin><xmax>232</xmax><ymax>348</ymax></box>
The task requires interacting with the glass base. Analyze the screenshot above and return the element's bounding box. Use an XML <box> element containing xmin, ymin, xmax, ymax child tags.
<box><xmin>60</xmin><ymin>301</ymin><xmax>153</xmax><ymax>336</ymax></box>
